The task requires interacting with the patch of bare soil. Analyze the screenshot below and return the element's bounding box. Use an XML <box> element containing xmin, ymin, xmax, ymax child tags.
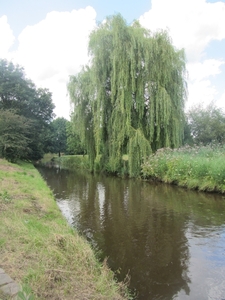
<box><xmin>0</xmin><ymin>160</ymin><xmax>18</xmax><ymax>172</ymax></box>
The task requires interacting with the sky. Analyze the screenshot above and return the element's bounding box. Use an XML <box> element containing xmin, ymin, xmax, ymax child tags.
<box><xmin>1</xmin><ymin>0</ymin><xmax>225</xmax><ymax>119</ymax></box>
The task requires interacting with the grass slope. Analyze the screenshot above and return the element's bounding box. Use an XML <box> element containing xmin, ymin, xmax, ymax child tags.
<box><xmin>0</xmin><ymin>159</ymin><xmax>128</xmax><ymax>300</ymax></box>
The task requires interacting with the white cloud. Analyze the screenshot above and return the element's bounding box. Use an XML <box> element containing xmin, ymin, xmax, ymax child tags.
<box><xmin>187</xmin><ymin>79</ymin><xmax>217</xmax><ymax>109</ymax></box>
<box><xmin>186</xmin><ymin>59</ymin><xmax>224</xmax><ymax>109</ymax></box>
<box><xmin>140</xmin><ymin>0</ymin><xmax>225</xmax><ymax>62</ymax></box>
<box><xmin>0</xmin><ymin>15</ymin><xmax>15</xmax><ymax>58</ymax></box>
<box><xmin>187</xmin><ymin>59</ymin><xmax>224</xmax><ymax>81</ymax></box>
<box><xmin>216</xmin><ymin>91</ymin><xmax>225</xmax><ymax>111</ymax></box>
<box><xmin>11</xmin><ymin>6</ymin><xmax>96</xmax><ymax>118</ymax></box>
<box><xmin>139</xmin><ymin>0</ymin><xmax>225</xmax><ymax>111</ymax></box>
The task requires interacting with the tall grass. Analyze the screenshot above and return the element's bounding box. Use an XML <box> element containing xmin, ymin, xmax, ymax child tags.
<box><xmin>141</xmin><ymin>144</ymin><xmax>225</xmax><ymax>193</ymax></box>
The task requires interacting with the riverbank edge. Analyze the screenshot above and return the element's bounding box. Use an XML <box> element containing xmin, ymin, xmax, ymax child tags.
<box><xmin>39</xmin><ymin>153</ymin><xmax>225</xmax><ymax>195</ymax></box>
<box><xmin>0</xmin><ymin>159</ymin><xmax>129</xmax><ymax>300</ymax></box>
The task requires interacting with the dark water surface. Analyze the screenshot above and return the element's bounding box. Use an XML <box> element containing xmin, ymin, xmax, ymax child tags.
<box><xmin>38</xmin><ymin>167</ymin><xmax>225</xmax><ymax>300</ymax></box>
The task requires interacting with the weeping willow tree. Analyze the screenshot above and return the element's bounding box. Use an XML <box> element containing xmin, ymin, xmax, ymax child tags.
<box><xmin>68</xmin><ymin>15</ymin><xmax>187</xmax><ymax>176</ymax></box>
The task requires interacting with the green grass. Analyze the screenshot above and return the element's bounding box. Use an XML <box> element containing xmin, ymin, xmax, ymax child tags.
<box><xmin>141</xmin><ymin>144</ymin><xmax>225</xmax><ymax>193</ymax></box>
<box><xmin>0</xmin><ymin>158</ymin><xmax>129</xmax><ymax>300</ymax></box>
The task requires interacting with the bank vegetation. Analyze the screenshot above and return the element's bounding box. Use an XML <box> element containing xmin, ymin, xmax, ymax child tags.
<box><xmin>142</xmin><ymin>144</ymin><xmax>225</xmax><ymax>193</ymax></box>
<box><xmin>41</xmin><ymin>143</ymin><xmax>225</xmax><ymax>195</ymax></box>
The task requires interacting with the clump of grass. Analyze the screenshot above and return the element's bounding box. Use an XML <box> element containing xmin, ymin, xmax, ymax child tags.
<box><xmin>0</xmin><ymin>191</ymin><xmax>12</xmax><ymax>203</ymax></box>
<box><xmin>141</xmin><ymin>144</ymin><xmax>225</xmax><ymax>193</ymax></box>
<box><xmin>0</xmin><ymin>158</ymin><xmax>129</xmax><ymax>300</ymax></box>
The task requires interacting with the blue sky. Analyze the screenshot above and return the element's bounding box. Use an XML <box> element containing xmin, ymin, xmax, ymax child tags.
<box><xmin>0</xmin><ymin>0</ymin><xmax>225</xmax><ymax>118</ymax></box>
<box><xmin>1</xmin><ymin>0</ymin><xmax>151</xmax><ymax>34</ymax></box>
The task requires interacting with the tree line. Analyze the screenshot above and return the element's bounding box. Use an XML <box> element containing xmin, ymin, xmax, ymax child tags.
<box><xmin>1</xmin><ymin>14</ymin><xmax>225</xmax><ymax>171</ymax></box>
<box><xmin>0</xmin><ymin>59</ymin><xmax>84</xmax><ymax>162</ymax></box>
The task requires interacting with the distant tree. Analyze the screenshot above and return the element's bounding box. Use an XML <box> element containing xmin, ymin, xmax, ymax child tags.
<box><xmin>188</xmin><ymin>103</ymin><xmax>225</xmax><ymax>145</ymax></box>
<box><xmin>51</xmin><ymin>117</ymin><xmax>68</xmax><ymax>157</ymax></box>
<box><xmin>27</xmin><ymin>87</ymin><xmax>55</xmax><ymax>124</ymax></box>
<box><xmin>66</xmin><ymin>121</ymin><xmax>86</xmax><ymax>155</ymax></box>
<box><xmin>0</xmin><ymin>59</ymin><xmax>32</xmax><ymax>112</ymax></box>
<box><xmin>183</xmin><ymin>115</ymin><xmax>194</xmax><ymax>145</ymax></box>
<box><xmin>0</xmin><ymin>110</ymin><xmax>31</xmax><ymax>162</ymax></box>
<box><xmin>68</xmin><ymin>15</ymin><xmax>187</xmax><ymax>176</ymax></box>
<box><xmin>0</xmin><ymin>59</ymin><xmax>55</xmax><ymax>161</ymax></box>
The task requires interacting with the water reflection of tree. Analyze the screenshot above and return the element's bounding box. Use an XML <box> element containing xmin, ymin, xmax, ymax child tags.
<box><xmin>37</xmin><ymin>167</ymin><xmax>71</xmax><ymax>198</ymax></box>
<box><xmin>38</xmin><ymin>168</ymin><xmax>225</xmax><ymax>300</ymax></box>
<box><xmin>101</xmin><ymin>180</ymin><xmax>191</xmax><ymax>299</ymax></box>
<box><xmin>65</xmin><ymin>173</ymin><xmax>192</xmax><ymax>299</ymax></box>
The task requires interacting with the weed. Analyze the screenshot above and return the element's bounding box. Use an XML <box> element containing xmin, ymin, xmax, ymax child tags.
<box><xmin>17</xmin><ymin>285</ymin><xmax>34</xmax><ymax>300</ymax></box>
<box><xmin>0</xmin><ymin>191</ymin><xmax>12</xmax><ymax>203</ymax></box>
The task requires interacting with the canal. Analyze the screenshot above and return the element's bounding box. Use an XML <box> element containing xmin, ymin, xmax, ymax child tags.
<box><xmin>38</xmin><ymin>167</ymin><xmax>225</xmax><ymax>299</ymax></box>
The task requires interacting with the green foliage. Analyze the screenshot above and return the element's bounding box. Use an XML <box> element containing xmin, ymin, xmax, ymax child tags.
<box><xmin>43</xmin><ymin>118</ymin><xmax>86</xmax><ymax>156</ymax></box>
<box><xmin>183</xmin><ymin>115</ymin><xmax>194</xmax><ymax>145</ymax></box>
<box><xmin>68</xmin><ymin>69</ymin><xmax>96</xmax><ymax>169</ymax></box>
<box><xmin>0</xmin><ymin>190</ymin><xmax>12</xmax><ymax>202</ymax></box>
<box><xmin>57</xmin><ymin>155</ymin><xmax>90</xmax><ymax>170</ymax></box>
<box><xmin>0</xmin><ymin>59</ymin><xmax>55</xmax><ymax>161</ymax></box>
<box><xmin>0</xmin><ymin>109</ymin><xmax>31</xmax><ymax>162</ymax></box>
<box><xmin>17</xmin><ymin>285</ymin><xmax>34</xmax><ymax>300</ymax></box>
<box><xmin>188</xmin><ymin>103</ymin><xmax>225</xmax><ymax>145</ymax></box>
<box><xmin>50</xmin><ymin>117</ymin><xmax>68</xmax><ymax>156</ymax></box>
<box><xmin>68</xmin><ymin>14</ymin><xmax>187</xmax><ymax>176</ymax></box>
<box><xmin>142</xmin><ymin>144</ymin><xmax>225</xmax><ymax>193</ymax></box>
<box><xmin>66</xmin><ymin>121</ymin><xmax>86</xmax><ymax>155</ymax></box>
<box><xmin>128</xmin><ymin>129</ymin><xmax>151</xmax><ymax>177</ymax></box>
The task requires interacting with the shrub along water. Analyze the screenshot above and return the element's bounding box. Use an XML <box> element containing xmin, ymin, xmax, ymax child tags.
<box><xmin>141</xmin><ymin>144</ymin><xmax>225</xmax><ymax>193</ymax></box>
<box><xmin>0</xmin><ymin>159</ymin><xmax>129</xmax><ymax>300</ymax></box>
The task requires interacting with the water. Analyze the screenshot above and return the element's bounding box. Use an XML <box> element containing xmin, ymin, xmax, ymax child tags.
<box><xmin>38</xmin><ymin>167</ymin><xmax>225</xmax><ymax>300</ymax></box>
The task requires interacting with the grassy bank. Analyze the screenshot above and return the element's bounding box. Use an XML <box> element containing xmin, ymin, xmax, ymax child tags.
<box><xmin>0</xmin><ymin>159</ymin><xmax>129</xmax><ymax>300</ymax></box>
<box><xmin>141</xmin><ymin>144</ymin><xmax>225</xmax><ymax>193</ymax></box>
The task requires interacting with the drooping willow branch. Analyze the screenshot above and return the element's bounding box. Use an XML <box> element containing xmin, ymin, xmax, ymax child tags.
<box><xmin>68</xmin><ymin>14</ymin><xmax>187</xmax><ymax>176</ymax></box>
